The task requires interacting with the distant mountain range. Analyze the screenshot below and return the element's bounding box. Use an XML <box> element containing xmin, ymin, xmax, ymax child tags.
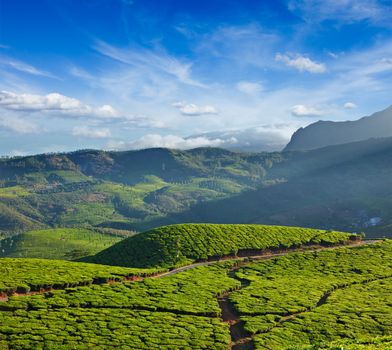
<box><xmin>2</xmin><ymin>106</ymin><xmax>392</xmax><ymax>238</ymax></box>
<box><xmin>284</xmin><ymin>105</ymin><xmax>392</xmax><ymax>151</ymax></box>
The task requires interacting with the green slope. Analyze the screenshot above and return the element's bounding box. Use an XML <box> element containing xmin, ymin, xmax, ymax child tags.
<box><xmin>87</xmin><ymin>223</ymin><xmax>355</xmax><ymax>268</ymax></box>
<box><xmin>0</xmin><ymin>228</ymin><xmax>125</xmax><ymax>260</ymax></box>
<box><xmin>0</xmin><ymin>258</ymin><xmax>163</xmax><ymax>295</ymax></box>
<box><xmin>0</xmin><ymin>148</ymin><xmax>280</xmax><ymax>234</ymax></box>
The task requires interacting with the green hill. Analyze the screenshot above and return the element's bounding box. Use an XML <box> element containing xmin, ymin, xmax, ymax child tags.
<box><xmin>0</xmin><ymin>258</ymin><xmax>162</xmax><ymax>295</ymax></box>
<box><xmin>87</xmin><ymin>223</ymin><xmax>355</xmax><ymax>268</ymax></box>
<box><xmin>0</xmin><ymin>148</ymin><xmax>281</xmax><ymax>235</ymax></box>
<box><xmin>0</xmin><ymin>228</ymin><xmax>126</xmax><ymax>260</ymax></box>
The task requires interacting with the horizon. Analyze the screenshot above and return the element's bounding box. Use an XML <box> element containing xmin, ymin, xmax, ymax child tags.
<box><xmin>1</xmin><ymin>0</ymin><xmax>392</xmax><ymax>156</ymax></box>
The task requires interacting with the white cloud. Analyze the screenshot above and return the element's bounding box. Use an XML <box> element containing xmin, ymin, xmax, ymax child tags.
<box><xmin>72</xmin><ymin>126</ymin><xmax>112</xmax><ymax>138</ymax></box>
<box><xmin>172</xmin><ymin>101</ymin><xmax>218</xmax><ymax>116</ymax></box>
<box><xmin>191</xmin><ymin>124</ymin><xmax>297</xmax><ymax>151</ymax></box>
<box><xmin>0</xmin><ymin>56</ymin><xmax>55</xmax><ymax>78</ymax></box>
<box><xmin>288</xmin><ymin>0</ymin><xmax>392</xmax><ymax>25</ymax></box>
<box><xmin>275</xmin><ymin>53</ymin><xmax>326</xmax><ymax>73</ymax></box>
<box><xmin>107</xmin><ymin>134</ymin><xmax>235</xmax><ymax>150</ymax></box>
<box><xmin>0</xmin><ymin>90</ymin><xmax>119</xmax><ymax>119</ymax></box>
<box><xmin>236</xmin><ymin>81</ymin><xmax>264</xmax><ymax>95</ymax></box>
<box><xmin>94</xmin><ymin>41</ymin><xmax>205</xmax><ymax>88</ymax></box>
<box><xmin>343</xmin><ymin>102</ymin><xmax>357</xmax><ymax>109</ymax></box>
<box><xmin>0</xmin><ymin>115</ymin><xmax>40</xmax><ymax>134</ymax></box>
<box><xmin>290</xmin><ymin>104</ymin><xmax>325</xmax><ymax>117</ymax></box>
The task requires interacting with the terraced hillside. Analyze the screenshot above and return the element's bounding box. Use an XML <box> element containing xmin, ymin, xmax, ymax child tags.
<box><xmin>0</xmin><ymin>240</ymin><xmax>391</xmax><ymax>349</ymax></box>
<box><xmin>87</xmin><ymin>224</ymin><xmax>356</xmax><ymax>267</ymax></box>
<box><xmin>0</xmin><ymin>228</ymin><xmax>127</xmax><ymax>260</ymax></box>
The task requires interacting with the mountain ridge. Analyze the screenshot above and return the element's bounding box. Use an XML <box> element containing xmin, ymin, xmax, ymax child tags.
<box><xmin>284</xmin><ymin>105</ymin><xmax>392</xmax><ymax>151</ymax></box>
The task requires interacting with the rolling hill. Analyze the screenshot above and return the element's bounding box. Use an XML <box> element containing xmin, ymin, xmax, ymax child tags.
<box><xmin>0</xmin><ymin>148</ymin><xmax>282</xmax><ymax>235</ymax></box>
<box><xmin>0</xmin><ymin>228</ymin><xmax>128</xmax><ymax>260</ymax></box>
<box><xmin>86</xmin><ymin>223</ymin><xmax>354</xmax><ymax>268</ymax></box>
<box><xmin>284</xmin><ymin>105</ymin><xmax>392</xmax><ymax>151</ymax></box>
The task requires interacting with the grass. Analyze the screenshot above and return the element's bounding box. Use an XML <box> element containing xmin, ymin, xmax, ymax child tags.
<box><xmin>0</xmin><ymin>228</ymin><xmax>124</xmax><ymax>260</ymax></box>
<box><xmin>87</xmin><ymin>223</ymin><xmax>355</xmax><ymax>268</ymax></box>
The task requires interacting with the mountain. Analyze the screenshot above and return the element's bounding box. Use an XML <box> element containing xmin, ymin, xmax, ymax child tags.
<box><xmin>152</xmin><ymin>137</ymin><xmax>392</xmax><ymax>237</ymax></box>
<box><xmin>284</xmin><ymin>105</ymin><xmax>392</xmax><ymax>151</ymax></box>
<box><xmin>0</xmin><ymin>147</ymin><xmax>282</xmax><ymax>235</ymax></box>
<box><xmin>2</xmin><ymin>135</ymin><xmax>392</xmax><ymax>238</ymax></box>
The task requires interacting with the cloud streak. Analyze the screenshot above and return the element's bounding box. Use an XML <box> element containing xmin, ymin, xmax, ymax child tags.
<box><xmin>107</xmin><ymin>134</ymin><xmax>234</xmax><ymax>150</ymax></box>
<box><xmin>172</xmin><ymin>101</ymin><xmax>218</xmax><ymax>116</ymax></box>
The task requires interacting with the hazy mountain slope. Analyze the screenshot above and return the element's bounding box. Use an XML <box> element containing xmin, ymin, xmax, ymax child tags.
<box><xmin>284</xmin><ymin>105</ymin><xmax>392</xmax><ymax>151</ymax></box>
<box><xmin>0</xmin><ymin>148</ymin><xmax>282</xmax><ymax>234</ymax></box>
<box><xmin>159</xmin><ymin>137</ymin><xmax>392</xmax><ymax>237</ymax></box>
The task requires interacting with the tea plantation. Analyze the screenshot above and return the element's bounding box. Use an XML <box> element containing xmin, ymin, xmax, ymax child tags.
<box><xmin>231</xmin><ymin>241</ymin><xmax>392</xmax><ymax>349</ymax></box>
<box><xmin>0</xmin><ymin>225</ymin><xmax>390</xmax><ymax>349</ymax></box>
<box><xmin>0</xmin><ymin>228</ymin><xmax>125</xmax><ymax>260</ymax></box>
<box><xmin>87</xmin><ymin>223</ymin><xmax>354</xmax><ymax>267</ymax></box>
<box><xmin>0</xmin><ymin>259</ymin><xmax>163</xmax><ymax>295</ymax></box>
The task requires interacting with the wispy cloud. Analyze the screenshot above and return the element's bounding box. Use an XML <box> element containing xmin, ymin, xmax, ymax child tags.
<box><xmin>94</xmin><ymin>40</ymin><xmax>206</xmax><ymax>88</ymax></box>
<box><xmin>172</xmin><ymin>101</ymin><xmax>218</xmax><ymax>116</ymax></box>
<box><xmin>288</xmin><ymin>0</ymin><xmax>392</xmax><ymax>25</ymax></box>
<box><xmin>0</xmin><ymin>56</ymin><xmax>56</xmax><ymax>78</ymax></box>
<box><xmin>0</xmin><ymin>115</ymin><xmax>40</xmax><ymax>134</ymax></box>
<box><xmin>236</xmin><ymin>81</ymin><xmax>264</xmax><ymax>95</ymax></box>
<box><xmin>275</xmin><ymin>53</ymin><xmax>326</xmax><ymax>73</ymax></box>
<box><xmin>72</xmin><ymin>126</ymin><xmax>112</xmax><ymax>138</ymax></box>
<box><xmin>107</xmin><ymin>134</ymin><xmax>233</xmax><ymax>150</ymax></box>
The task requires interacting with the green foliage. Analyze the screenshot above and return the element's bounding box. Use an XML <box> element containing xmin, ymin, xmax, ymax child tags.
<box><xmin>0</xmin><ymin>186</ymin><xmax>29</xmax><ymax>198</ymax></box>
<box><xmin>0</xmin><ymin>228</ymin><xmax>124</xmax><ymax>260</ymax></box>
<box><xmin>0</xmin><ymin>258</ymin><xmax>162</xmax><ymax>295</ymax></box>
<box><xmin>3</xmin><ymin>262</ymin><xmax>238</xmax><ymax>316</ymax></box>
<box><xmin>0</xmin><ymin>148</ymin><xmax>280</xmax><ymax>234</ymax></box>
<box><xmin>87</xmin><ymin>223</ymin><xmax>353</xmax><ymax>268</ymax></box>
<box><xmin>0</xmin><ymin>261</ymin><xmax>237</xmax><ymax>349</ymax></box>
<box><xmin>0</xmin><ymin>308</ymin><xmax>229</xmax><ymax>349</ymax></box>
<box><xmin>229</xmin><ymin>241</ymin><xmax>392</xmax><ymax>349</ymax></box>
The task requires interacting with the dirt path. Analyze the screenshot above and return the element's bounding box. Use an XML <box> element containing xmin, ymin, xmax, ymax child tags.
<box><xmin>0</xmin><ymin>240</ymin><xmax>372</xmax><ymax>303</ymax></box>
<box><xmin>218</xmin><ymin>267</ymin><xmax>254</xmax><ymax>350</ymax></box>
<box><xmin>155</xmin><ymin>240</ymin><xmax>370</xmax><ymax>279</ymax></box>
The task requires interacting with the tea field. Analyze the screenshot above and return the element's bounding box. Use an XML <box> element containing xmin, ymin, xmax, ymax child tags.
<box><xmin>231</xmin><ymin>241</ymin><xmax>392</xmax><ymax>349</ymax></box>
<box><xmin>0</xmin><ymin>258</ymin><xmax>163</xmax><ymax>295</ymax></box>
<box><xmin>0</xmin><ymin>228</ymin><xmax>125</xmax><ymax>260</ymax></box>
<box><xmin>0</xmin><ymin>228</ymin><xmax>390</xmax><ymax>349</ymax></box>
<box><xmin>87</xmin><ymin>223</ymin><xmax>354</xmax><ymax>268</ymax></box>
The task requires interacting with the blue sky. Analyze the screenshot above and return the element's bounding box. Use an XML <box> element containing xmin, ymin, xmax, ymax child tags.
<box><xmin>0</xmin><ymin>0</ymin><xmax>392</xmax><ymax>155</ymax></box>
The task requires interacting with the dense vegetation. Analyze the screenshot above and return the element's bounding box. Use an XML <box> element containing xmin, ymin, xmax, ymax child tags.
<box><xmin>0</xmin><ymin>240</ymin><xmax>391</xmax><ymax>349</ymax></box>
<box><xmin>0</xmin><ymin>228</ymin><xmax>125</xmax><ymax>260</ymax></box>
<box><xmin>0</xmin><ymin>262</ymin><xmax>238</xmax><ymax>349</ymax></box>
<box><xmin>230</xmin><ymin>241</ymin><xmax>392</xmax><ymax>349</ymax></box>
<box><xmin>2</xmin><ymin>137</ymin><xmax>392</xmax><ymax>237</ymax></box>
<box><xmin>0</xmin><ymin>258</ymin><xmax>162</xmax><ymax>295</ymax></box>
<box><xmin>0</xmin><ymin>148</ymin><xmax>281</xmax><ymax>235</ymax></box>
<box><xmin>87</xmin><ymin>224</ymin><xmax>354</xmax><ymax>267</ymax></box>
<box><xmin>172</xmin><ymin>137</ymin><xmax>392</xmax><ymax>237</ymax></box>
